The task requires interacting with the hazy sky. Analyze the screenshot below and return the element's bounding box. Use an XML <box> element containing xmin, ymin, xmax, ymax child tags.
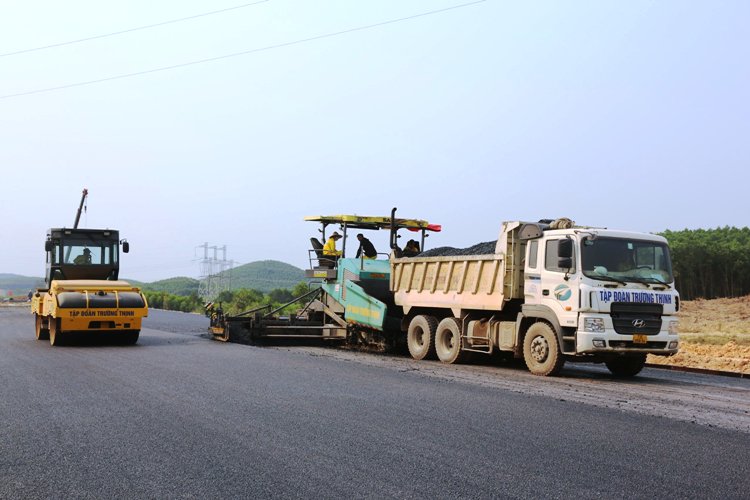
<box><xmin>1</xmin><ymin>0</ymin><xmax>748</xmax><ymax>282</ymax></box>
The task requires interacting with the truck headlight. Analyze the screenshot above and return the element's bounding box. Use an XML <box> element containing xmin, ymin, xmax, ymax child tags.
<box><xmin>668</xmin><ymin>320</ymin><xmax>679</xmax><ymax>334</ymax></box>
<box><xmin>584</xmin><ymin>318</ymin><xmax>605</xmax><ymax>333</ymax></box>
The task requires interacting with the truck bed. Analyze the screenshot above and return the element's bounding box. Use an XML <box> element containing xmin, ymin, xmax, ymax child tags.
<box><xmin>390</xmin><ymin>254</ymin><xmax>514</xmax><ymax>315</ymax></box>
<box><xmin>390</xmin><ymin>222</ymin><xmax>525</xmax><ymax>316</ymax></box>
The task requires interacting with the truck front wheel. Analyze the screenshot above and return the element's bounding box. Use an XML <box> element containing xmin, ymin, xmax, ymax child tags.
<box><xmin>605</xmin><ymin>354</ymin><xmax>647</xmax><ymax>377</ymax></box>
<box><xmin>407</xmin><ymin>315</ymin><xmax>438</xmax><ymax>360</ymax></box>
<box><xmin>523</xmin><ymin>322</ymin><xmax>564</xmax><ymax>376</ymax></box>
<box><xmin>435</xmin><ymin>317</ymin><xmax>467</xmax><ymax>364</ymax></box>
<box><xmin>35</xmin><ymin>314</ymin><xmax>49</xmax><ymax>341</ymax></box>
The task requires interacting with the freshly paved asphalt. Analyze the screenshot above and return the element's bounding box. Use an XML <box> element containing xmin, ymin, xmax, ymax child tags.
<box><xmin>2</xmin><ymin>306</ymin><xmax>748</xmax><ymax>499</ymax></box>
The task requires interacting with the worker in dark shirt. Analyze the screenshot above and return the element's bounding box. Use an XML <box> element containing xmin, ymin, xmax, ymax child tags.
<box><xmin>403</xmin><ymin>239</ymin><xmax>421</xmax><ymax>257</ymax></box>
<box><xmin>355</xmin><ymin>233</ymin><xmax>377</xmax><ymax>260</ymax></box>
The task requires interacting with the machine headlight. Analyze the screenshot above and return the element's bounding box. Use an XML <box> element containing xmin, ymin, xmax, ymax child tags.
<box><xmin>584</xmin><ymin>318</ymin><xmax>605</xmax><ymax>333</ymax></box>
<box><xmin>668</xmin><ymin>320</ymin><xmax>679</xmax><ymax>335</ymax></box>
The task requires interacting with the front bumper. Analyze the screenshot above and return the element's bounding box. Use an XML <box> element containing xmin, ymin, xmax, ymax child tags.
<box><xmin>576</xmin><ymin>330</ymin><xmax>679</xmax><ymax>356</ymax></box>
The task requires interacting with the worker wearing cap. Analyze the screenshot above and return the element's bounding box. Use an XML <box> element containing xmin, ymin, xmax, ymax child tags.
<box><xmin>323</xmin><ymin>232</ymin><xmax>343</xmax><ymax>262</ymax></box>
<box><xmin>73</xmin><ymin>248</ymin><xmax>92</xmax><ymax>265</ymax></box>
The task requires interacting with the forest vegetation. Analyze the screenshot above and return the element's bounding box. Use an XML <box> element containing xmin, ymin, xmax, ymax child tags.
<box><xmin>661</xmin><ymin>226</ymin><xmax>750</xmax><ymax>300</ymax></box>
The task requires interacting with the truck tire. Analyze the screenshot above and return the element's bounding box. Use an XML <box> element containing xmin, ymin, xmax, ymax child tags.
<box><xmin>605</xmin><ymin>354</ymin><xmax>647</xmax><ymax>377</ymax></box>
<box><xmin>523</xmin><ymin>322</ymin><xmax>564</xmax><ymax>376</ymax></box>
<box><xmin>35</xmin><ymin>313</ymin><xmax>49</xmax><ymax>341</ymax></box>
<box><xmin>407</xmin><ymin>315</ymin><xmax>438</xmax><ymax>360</ymax></box>
<box><xmin>49</xmin><ymin>318</ymin><xmax>65</xmax><ymax>347</ymax></box>
<box><xmin>435</xmin><ymin>317</ymin><xmax>467</xmax><ymax>364</ymax></box>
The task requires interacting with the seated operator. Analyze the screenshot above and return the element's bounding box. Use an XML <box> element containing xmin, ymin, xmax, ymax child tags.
<box><xmin>73</xmin><ymin>248</ymin><xmax>92</xmax><ymax>265</ymax></box>
<box><xmin>323</xmin><ymin>232</ymin><xmax>343</xmax><ymax>266</ymax></box>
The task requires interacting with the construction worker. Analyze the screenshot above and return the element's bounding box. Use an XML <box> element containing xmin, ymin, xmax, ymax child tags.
<box><xmin>355</xmin><ymin>233</ymin><xmax>377</xmax><ymax>260</ymax></box>
<box><xmin>323</xmin><ymin>231</ymin><xmax>343</xmax><ymax>266</ymax></box>
<box><xmin>403</xmin><ymin>239</ymin><xmax>421</xmax><ymax>257</ymax></box>
<box><xmin>73</xmin><ymin>248</ymin><xmax>92</xmax><ymax>265</ymax></box>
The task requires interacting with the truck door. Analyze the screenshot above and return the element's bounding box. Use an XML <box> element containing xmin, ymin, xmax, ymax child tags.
<box><xmin>539</xmin><ymin>238</ymin><xmax>579</xmax><ymax>329</ymax></box>
<box><xmin>524</xmin><ymin>239</ymin><xmax>543</xmax><ymax>305</ymax></box>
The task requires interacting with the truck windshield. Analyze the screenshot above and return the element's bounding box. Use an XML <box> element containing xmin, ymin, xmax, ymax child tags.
<box><xmin>581</xmin><ymin>236</ymin><xmax>673</xmax><ymax>284</ymax></box>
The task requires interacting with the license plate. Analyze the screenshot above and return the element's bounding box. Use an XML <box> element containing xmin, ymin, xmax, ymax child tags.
<box><xmin>632</xmin><ymin>334</ymin><xmax>647</xmax><ymax>344</ymax></box>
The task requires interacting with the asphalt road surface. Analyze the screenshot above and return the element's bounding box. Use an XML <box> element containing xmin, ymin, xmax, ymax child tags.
<box><xmin>2</xmin><ymin>306</ymin><xmax>749</xmax><ymax>499</ymax></box>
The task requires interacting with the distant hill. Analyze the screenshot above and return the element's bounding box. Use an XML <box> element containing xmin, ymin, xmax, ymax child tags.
<box><xmin>222</xmin><ymin>260</ymin><xmax>305</xmax><ymax>293</ymax></box>
<box><xmin>133</xmin><ymin>260</ymin><xmax>305</xmax><ymax>295</ymax></box>
<box><xmin>0</xmin><ymin>274</ymin><xmax>45</xmax><ymax>295</ymax></box>
<box><xmin>1</xmin><ymin>260</ymin><xmax>305</xmax><ymax>297</ymax></box>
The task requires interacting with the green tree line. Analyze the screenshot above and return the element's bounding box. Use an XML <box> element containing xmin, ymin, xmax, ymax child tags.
<box><xmin>661</xmin><ymin>226</ymin><xmax>750</xmax><ymax>300</ymax></box>
<box><xmin>145</xmin><ymin>282</ymin><xmax>313</xmax><ymax>315</ymax></box>
<box><xmin>142</xmin><ymin>291</ymin><xmax>203</xmax><ymax>313</ymax></box>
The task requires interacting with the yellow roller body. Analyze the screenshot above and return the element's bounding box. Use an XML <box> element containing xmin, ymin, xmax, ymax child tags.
<box><xmin>33</xmin><ymin>280</ymin><xmax>149</xmax><ymax>333</ymax></box>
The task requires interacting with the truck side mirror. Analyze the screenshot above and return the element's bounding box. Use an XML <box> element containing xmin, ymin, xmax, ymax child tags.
<box><xmin>557</xmin><ymin>238</ymin><xmax>573</xmax><ymax>258</ymax></box>
<box><xmin>122</xmin><ymin>241</ymin><xmax>130</xmax><ymax>253</ymax></box>
<box><xmin>557</xmin><ymin>238</ymin><xmax>573</xmax><ymax>270</ymax></box>
<box><xmin>45</xmin><ymin>240</ymin><xmax>53</xmax><ymax>252</ymax></box>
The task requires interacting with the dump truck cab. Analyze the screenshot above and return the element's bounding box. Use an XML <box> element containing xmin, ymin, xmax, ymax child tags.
<box><xmin>518</xmin><ymin>223</ymin><xmax>679</xmax><ymax>356</ymax></box>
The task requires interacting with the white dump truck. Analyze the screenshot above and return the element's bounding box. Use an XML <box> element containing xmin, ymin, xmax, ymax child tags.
<box><xmin>391</xmin><ymin>218</ymin><xmax>680</xmax><ymax>376</ymax></box>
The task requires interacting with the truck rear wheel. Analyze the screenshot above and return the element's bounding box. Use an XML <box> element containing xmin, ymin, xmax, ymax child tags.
<box><xmin>523</xmin><ymin>322</ymin><xmax>564</xmax><ymax>376</ymax></box>
<box><xmin>49</xmin><ymin>318</ymin><xmax>65</xmax><ymax>347</ymax></box>
<box><xmin>605</xmin><ymin>354</ymin><xmax>646</xmax><ymax>377</ymax></box>
<box><xmin>435</xmin><ymin>317</ymin><xmax>467</xmax><ymax>364</ymax></box>
<box><xmin>35</xmin><ymin>314</ymin><xmax>49</xmax><ymax>341</ymax></box>
<box><xmin>407</xmin><ymin>315</ymin><xmax>438</xmax><ymax>360</ymax></box>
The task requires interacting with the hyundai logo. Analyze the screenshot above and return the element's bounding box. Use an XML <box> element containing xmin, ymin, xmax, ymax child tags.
<box><xmin>632</xmin><ymin>319</ymin><xmax>646</xmax><ymax>328</ymax></box>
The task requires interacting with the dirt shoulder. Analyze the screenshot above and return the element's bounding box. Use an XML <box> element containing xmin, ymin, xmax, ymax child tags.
<box><xmin>647</xmin><ymin>295</ymin><xmax>750</xmax><ymax>375</ymax></box>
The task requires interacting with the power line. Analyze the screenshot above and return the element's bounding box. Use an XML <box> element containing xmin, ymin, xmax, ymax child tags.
<box><xmin>0</xmin><ymin>1</ymin><xmax>270</xmax><ymax>58</ymax></box>
<box><xmin>0</xmin><ymin>0</ymin><xmax>486</xmax><ymax>100</ymax></box>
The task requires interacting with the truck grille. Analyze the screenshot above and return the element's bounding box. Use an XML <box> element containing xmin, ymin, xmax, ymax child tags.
<box><xmin>610</xmin><ymin>302</ymin><xmax>662</xmax><ymax>335</ymax></box>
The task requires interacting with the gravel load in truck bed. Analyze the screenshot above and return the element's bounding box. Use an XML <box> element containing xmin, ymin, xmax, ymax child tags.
<box><xmin>419</xmin><ymin>240</ymin><xmax>498</xmax><ymax>257</ymax></box>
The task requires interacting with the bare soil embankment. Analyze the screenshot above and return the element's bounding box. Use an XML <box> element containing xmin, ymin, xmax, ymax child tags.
<box><xmin>647</xmin><ymin>295</ymin><xmax>750</xmax><ymax>374</ymax></box>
